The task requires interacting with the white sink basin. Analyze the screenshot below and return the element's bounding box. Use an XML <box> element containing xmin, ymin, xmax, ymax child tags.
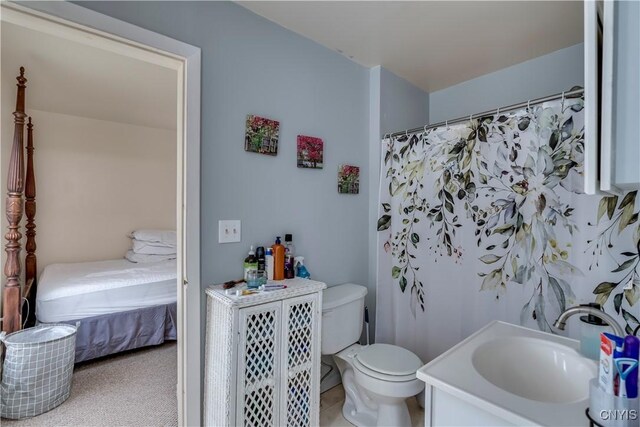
<box><xmin>418</xmin><ymin>321</ymin><xmax>598</xmax><ymax>426</ymax></box>
<box><xmin>472</xmin><ymin>336</ymin><xmax>597</xmax><ymax>403</ymax></box>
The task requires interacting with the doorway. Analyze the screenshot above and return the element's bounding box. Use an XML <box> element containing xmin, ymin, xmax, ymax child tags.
<box><xmin>0</xmin><ymin>2</ymin><xmax>201</xmax><ymax>425</ymax></box>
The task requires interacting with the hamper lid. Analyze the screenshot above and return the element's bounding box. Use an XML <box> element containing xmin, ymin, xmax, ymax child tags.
<box><xmin>1</xmin><ymin>324</ymin><xmax>76</xmax><ymax>345</ymax></box>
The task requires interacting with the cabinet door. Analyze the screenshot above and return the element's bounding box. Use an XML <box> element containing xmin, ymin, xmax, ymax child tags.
<box><xmin>280</xmin><ymin>294</ymin><xmax>321</xmax><ymax>427</ymax></box>
<box><xmin>236</xmin><ymin>301</ymin><xmax>282</xmax><ymax>427</ymax></box>
<box><xmin>601</xmin><ymin>0</ymin><xmax>640</xmax><ymax>191</ymax></box>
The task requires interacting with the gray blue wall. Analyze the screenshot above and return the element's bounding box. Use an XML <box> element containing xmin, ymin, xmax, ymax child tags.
<box><xmin>76</xmin><ymin>1</ymin><xmax>371</xmax><ymax>289</ymax></box>
<box><xmin>380</xmin><ymin>67</ymin><xmax>430</xmax><ymax>136</ymax></box>
<box><xmin>74</xmin><ymin>2</ymin><xmax>372</xmax><ymax>405</ymax></box>
<box><xmin>429</xmin><ymin>43</ymin><xmax>584</xmax><ymax>123</ymax></box>
<box><xmin>367</xmin><ymin>66</ymin><xmax>429</xmax><ymax>343</ymax></box>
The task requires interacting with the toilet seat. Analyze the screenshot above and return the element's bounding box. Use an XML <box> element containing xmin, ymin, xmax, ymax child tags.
<box><xmin>353</xmin><ymin>344</ymin><xmax>422</xmax><ymax>382</ymax></box>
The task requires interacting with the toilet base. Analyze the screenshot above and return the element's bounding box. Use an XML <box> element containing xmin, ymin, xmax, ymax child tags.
<box><xmin>363</xmin><ymin>390</ymin><xmax>414</xmax><ymax>427</ymax></box>
<box><xmin>334</xmin><ymin>347</ymin><xmax>378</xmax><ymax>426</ymax></box>
<box><xmin>333</xmin><ymin>344</ymin><xmax>422</xmax><ymax>427</ymax></box>
<box><xmin>341</xmin><ymin>394</ymin><xmax>377</xmax><ymax>427</ymax></box>
<box><xmin>377</xmin><ymin>401</ymin><xmax>412</xmax><ymax>427</ymax></box>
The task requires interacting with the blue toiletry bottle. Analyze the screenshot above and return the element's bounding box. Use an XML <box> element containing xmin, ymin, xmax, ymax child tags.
<box><xmin>295</xmin><ymin>256</ymin><xmax>310</xmax><ymax>279</ymax></box>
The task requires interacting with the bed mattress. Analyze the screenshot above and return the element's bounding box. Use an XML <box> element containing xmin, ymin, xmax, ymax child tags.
<box><xmin>36</xmin><ymin>259</ymin><xmax>177</xmax><ymax>323</ymax></box>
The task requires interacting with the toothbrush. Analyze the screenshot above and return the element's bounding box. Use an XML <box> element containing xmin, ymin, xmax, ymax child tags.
<box><xmin>260</xmin><ymin>284</ymin><xmax>287</xmax><ymax>291</ymax></box>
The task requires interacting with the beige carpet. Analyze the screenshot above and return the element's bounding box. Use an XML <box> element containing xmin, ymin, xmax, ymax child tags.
<box><xmin>2</xmin><ymin>343</ymin><xmax>177</xmax><ymax>427</ymax></box>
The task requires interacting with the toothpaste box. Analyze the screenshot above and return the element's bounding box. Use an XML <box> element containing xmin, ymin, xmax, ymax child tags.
<box><xmin>599</xmin><ymin>333</ymin><xmax>615</xmax><ymax>394</ymax></box>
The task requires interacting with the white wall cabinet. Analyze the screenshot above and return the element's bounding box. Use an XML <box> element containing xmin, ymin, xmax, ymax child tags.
<box><xmin>585</xmin><ymin>0</ymin><xmax>640</xmax><ymax>194</ymax></box>
<box><xmin>204</xmin><ymin>279</ymin><xmax>326</xmax><ymax>427</ymax></box>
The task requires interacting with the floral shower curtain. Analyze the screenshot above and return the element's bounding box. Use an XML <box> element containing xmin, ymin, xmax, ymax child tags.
<box><xmin>376</xmin><ymin>96</ymin><xmax>640</xmax><ymax>362</ymax></box>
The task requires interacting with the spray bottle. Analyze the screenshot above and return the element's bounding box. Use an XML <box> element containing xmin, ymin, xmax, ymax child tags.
<box><xmin>294</xmin><ymin>256</ymin><xmax>310</xmax><ymax>278</ymax></box>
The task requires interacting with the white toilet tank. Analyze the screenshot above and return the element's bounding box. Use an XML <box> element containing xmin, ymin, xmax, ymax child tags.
<box><xmin>321</xmin><ymin>283</ymin><xmax>368</xmax><ymax>355</ymax></box>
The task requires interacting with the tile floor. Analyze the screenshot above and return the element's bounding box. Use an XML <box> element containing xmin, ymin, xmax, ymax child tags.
<box><xmin>320</xmin><ymin>385</ymin><xmax>424</xmax><ymax>427</ymax></box>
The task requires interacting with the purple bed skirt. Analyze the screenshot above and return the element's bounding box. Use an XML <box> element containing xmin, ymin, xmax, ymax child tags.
<box><xmin>53</xmin><ymin>303</ymin><xmax>177</xmax><ymax>363</ymax></box>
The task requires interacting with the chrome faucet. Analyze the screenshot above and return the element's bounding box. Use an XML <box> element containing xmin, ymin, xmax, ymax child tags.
<box><xmin>554</xmin><ymin>305</ymin><xmax>624</xmax><ymax>337</ymax></box>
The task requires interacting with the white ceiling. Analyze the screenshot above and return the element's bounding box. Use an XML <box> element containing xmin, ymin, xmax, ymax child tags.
<box><xmin>239</xmin><ymin>1</ymin><xmax>584</xmax><ymax>93</ymax></box>
<box><xmin>1</xmin><ymin>21</ymin><xmax>177</xmax><ymax>130</ymax></box>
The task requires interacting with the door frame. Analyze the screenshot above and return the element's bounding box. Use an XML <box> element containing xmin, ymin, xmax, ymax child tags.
<box><xmin>1</xmin><ymin>2</ymin><xmax>202</xmax><ymax>425</ymax></box>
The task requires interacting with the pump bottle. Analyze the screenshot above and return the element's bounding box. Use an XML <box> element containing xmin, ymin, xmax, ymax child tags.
<box><xmin>272</xmin><ymin>237</ymin><xmax>285</xmax><ymax>281</ymax></box>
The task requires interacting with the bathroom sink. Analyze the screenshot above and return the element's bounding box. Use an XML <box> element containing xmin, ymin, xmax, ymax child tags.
<box><xmin>472</xmin><ymin>336</ymin><xmax>597</xmax><ymax>403</ymax></box>
<box><xmin>418</xmin><ymin>321</ymin><xmax>598</xmax><ymax>426</ymax></box>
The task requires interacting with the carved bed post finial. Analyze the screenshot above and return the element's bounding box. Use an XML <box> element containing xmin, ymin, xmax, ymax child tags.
<box><xmin>3</xmin><ymin>67</ymin><xmax>27</xmax><ymax>333</ymax></box>
<box><xmin>25</xmin><ymin>117</ymin><xmax>37</xmax><ymax>293</ymax></box>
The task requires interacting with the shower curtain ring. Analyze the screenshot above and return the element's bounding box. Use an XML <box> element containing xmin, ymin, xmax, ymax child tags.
<box><xmin>527</xmin><ymin>99</ymin><xmax>531</xmax><ymax>112</ymax></box>
<box><xmin>561</xmin><ymin>91</ymin><xmax>565</xmax><ymax>102</ymax></box>
<box><xmin>445</xmin><ymin>120</ymin><xmax>448</xmax><ymax>129</ymax></box>
<box><xmin>496</xmin><ymin>107</ymin><xmax>500</xmax><ymax>116</ymax></box>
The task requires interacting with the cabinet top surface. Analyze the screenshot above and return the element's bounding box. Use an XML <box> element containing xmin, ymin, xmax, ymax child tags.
<box><xmin>206</xmin><ymin>278</ymin><xmax>326</xmax><ymax>307</ymax></box>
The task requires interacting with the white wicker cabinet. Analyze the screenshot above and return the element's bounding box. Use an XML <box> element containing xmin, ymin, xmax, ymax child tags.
<box><xmin>204</xmin><ymin>278</ymin><xmax>326</xmax><ymax>427</ymax></box>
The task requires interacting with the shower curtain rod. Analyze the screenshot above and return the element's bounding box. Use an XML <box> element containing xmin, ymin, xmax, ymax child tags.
<box><xmin>386</xmin><ymin>87</ymin><xmax>584</xmax><ymax>139</ymax></box>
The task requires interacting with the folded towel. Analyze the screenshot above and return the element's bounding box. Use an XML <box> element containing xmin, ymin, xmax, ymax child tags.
<box><xmin>125</xmin><ymin>250</ymin><xmax>176</xmax><ymax>264</ymax></box>
<box><xmin>129</xmin><ymin>229</ymin><xmax>176</xmax><ymax>246</ymax></box>
<box><xmin>132</xmin><ymin>240</ymin><xmax>177</xmax><ymax>255</ymax></box>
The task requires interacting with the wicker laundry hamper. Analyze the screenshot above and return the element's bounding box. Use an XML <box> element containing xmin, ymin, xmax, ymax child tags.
<box><xmin>1</xmin><ymin>324</ymin><xmax>76</xmax><ymax>419</ymax></box>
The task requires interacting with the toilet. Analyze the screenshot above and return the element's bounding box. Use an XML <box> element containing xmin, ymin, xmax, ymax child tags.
<box><xmin>322</xmin><ymin>283</ymin><xmax>424</xmax><ymax>427</ymax></box>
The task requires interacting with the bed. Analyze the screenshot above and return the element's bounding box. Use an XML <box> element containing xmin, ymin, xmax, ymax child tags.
<box><xmin>37</xmin><ymin>259</ymin><xmax>177</xmax><ymax>361</ymax></box>
<box><xmin>1</xmin><ymin>67</ymin><xmax>177</xmax><ymax>362</ymax></box>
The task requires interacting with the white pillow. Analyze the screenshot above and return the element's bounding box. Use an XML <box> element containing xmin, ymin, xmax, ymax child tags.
<box><xmin>125</xmin><ymin>250</ymin><xmax>176</xmax><ymax>263</ymax></box>
<box><xmin>129</xmin><ymin>229</ymin><xmax>176</xmax><ymax>246</ymax></box>
<box><xmin>132</xmin><ymin>240</ymin><xmax>177</xmax><ymax>255</ymax></box>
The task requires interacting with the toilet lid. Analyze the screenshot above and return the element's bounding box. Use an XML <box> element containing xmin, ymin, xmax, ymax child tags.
<box><xmin>355</xmin><ymin>344</ymin><xmax>422</xmax><ymax>376</ymax></box>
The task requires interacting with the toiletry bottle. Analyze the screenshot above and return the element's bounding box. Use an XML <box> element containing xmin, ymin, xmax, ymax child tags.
<box><xmin>284</xmin><ymin>234</ymin><xmax>295</xmax><ymax>279</ymax></box>
<box><xmin>580</xmin><ymin>303</ymin><xmax>610</xmax><ymax>360</ymax></box>
<box><xmin>256</xmin><ymin>246</ymin><xmax>266</xmax><ymax>273</ymax></box>
<box><xmin>272</xmin><ymin>237</ymin><xmax>285</xmax><ymax>281</ymax></box>
<box><xmin>295</xmin><ymin>256</ymin><xmax>310</xmax><ymax>279</ymax></box>
<box><xmin>265</xmin><ymin>247</ymin><xmax>274</xmax><ymax>281</ymax></box>
<box><xmin>243</xmin><ymin>245</ymin><xmax>258</xmax><ymax>280</ymax></box>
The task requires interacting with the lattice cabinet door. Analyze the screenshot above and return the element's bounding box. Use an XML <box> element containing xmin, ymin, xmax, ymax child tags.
<box><xmin>280</xmin><ymin>294</ymin><xmax>321</xmax><ymax>427</ymax></box>
<box><xmin>236</xmin><ymin>301</ymin><xmax>282</xmax><ymax>427</ymax></box>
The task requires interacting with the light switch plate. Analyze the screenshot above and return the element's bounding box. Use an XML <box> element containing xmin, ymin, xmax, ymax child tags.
<box><xmin>218</xmin><ymin>220</ymin><xmax>241</xmax><ymax>243</ymax></box>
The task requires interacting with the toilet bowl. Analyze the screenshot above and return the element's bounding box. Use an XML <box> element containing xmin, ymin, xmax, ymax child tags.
<box><xmin>322</xmin><ymin>284</ymin><xmax>424</xmax><ymax>427</ymax></box>
<box><xmin>334</xmin><ymin>343</ymin><xmax>424</xmax><ymax>427</ymax></box>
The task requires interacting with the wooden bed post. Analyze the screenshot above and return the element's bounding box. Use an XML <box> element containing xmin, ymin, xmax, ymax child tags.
<box><xmin>25</xmin><ymin>117</ymin><xmax>36</xmax><ymax>290</ymax></box>
<box><xmin>24</xmin><ymin>116</ymin><xmax>37</xmax><ymax>327</ymax></box>
<box><xmin>3</xmin><ymin>67</ymin><xmax>27</xmax><ymax>334</ymax></box>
